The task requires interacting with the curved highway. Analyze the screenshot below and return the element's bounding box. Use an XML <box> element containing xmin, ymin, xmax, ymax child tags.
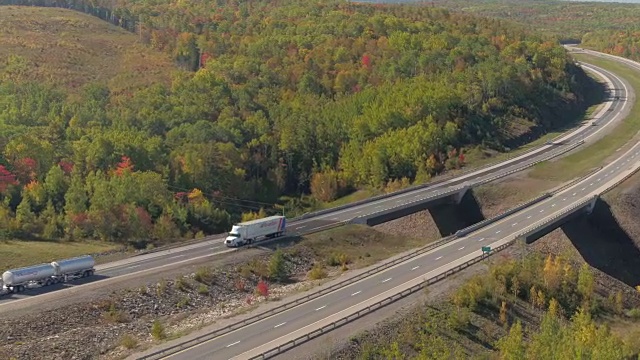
<box><xmin>0</xmin><ymin>57</ymin><xmax>629</xmax><ymax>306</ymax></box>
<box><xmin>143</xmin><ymin>48</ymin><xmax>640</xmax><ymax>360</ymax></box>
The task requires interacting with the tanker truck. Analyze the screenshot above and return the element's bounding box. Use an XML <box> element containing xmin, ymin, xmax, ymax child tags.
<box><xmin>1</xmin><ymin>255</ymin><xmax>95</xmax><ymax>293</ymax></box>
<box><xmin>224</xmin><ymin>215</ymin><xmax>286</xmax><ymax>247</ymax></box>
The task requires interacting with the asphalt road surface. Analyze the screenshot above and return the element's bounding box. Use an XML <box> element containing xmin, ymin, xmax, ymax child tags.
<box><xmin>160</xmin><ymin>116</ymin><xmax>640</xmax><ymax>360</ymax></box>
<box><xmin>0</xmin><ymin>60</ymin><xmax>628</xmax><ymax>305</ymax></box>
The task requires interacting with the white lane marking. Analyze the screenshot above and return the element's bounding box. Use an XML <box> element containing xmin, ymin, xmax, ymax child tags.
<box><xmin>382</xmin><ymin>278</ymin><xmax>392</xmax><ymax>283</ymax></box>
<box><xmin>274</xmin><ymin>322</ymin><xmax>286</xmax><ymax>328</ymax></box>
<box><xmin>351</xmin><ymin>291</ymin><xmax>362</xmax><ymax>296</ymax></box>
<box><xmin>411</xmin><ymin>266</ymin><xmax>420</xmax><ymax>271</ymax></box>
<box><xmin>527</xmin><ymin>215</ymin><xmax>532</xmax><ymax>219</ymax></box>
<box><xmin>551</xmin><ymin>204</ymin><xmax>556</xmax><ymax>207</ymax></box>
<box><xmin>572</xmin><ymin>192</ymin><xmax>577</xmax><ymax>196</ymax></box>
<box><xmin>435</xmin><ymin>256</ymin><xmax>443</xmax><ymax>260</ymax></box>
<box><xmin>512</xmin><ymin>223</ymin><xmax>518</xmax><ymax>226</ymax></box>
<box><xmin>562</xmin><ymin>198</ymin><xmax>566</xmax><ymax>201</ymax></box>
<box><xmin>315</xmin><ymin>305</ymin><xmax>326</xmax><ymax>311</ymax></box>
<box><xmin>354</xmin><ymin>211</ymin><xmax>362</xmax><ymax>214</ymax></box>
<box><xmin>128</xmin><ymin>265</ymin><xmax>140</xmax><ymax>269</ymax></box>
<box><xmin>581</xmin><ymin>187</ymin><xmax>586</xmax><ymax>191</ymax></box>
<box><xmin>478</xmin><ymin>238</ymin><xmax>485</xmax><ymax>242</ymax></box>
<box><xmin>296</xmin><ymin>226</ymin><xmax>306</xmax><ymax>230</ymax></box>
<box><xmin>331</xmin><ymin>217</ymin><xmax>339</xmax><ymax>221</ymax></box>
<box><xmin>458</xmin><ymin>246</ymin><xmax>465</xmax><ymax>251</ymax></box>
<box><xmin>227</xmin><ymin>341</ymin><xmax>240</xmax><ymax>348</ymax></box>
<box><xmin>540</xmin><ymin>209</ymin><xmax>544</xmax><ymax>213</ymax></box>
<box><xmin>168</xmin><ymin>255</ymin><xmax>185</xmax><ymax>260</ymax></box>
<box><xmin>375</xmin><ymin>205</ymin><xmax>382</xmax><ymax>209</ymax></box>
<box><xmin>496</xmin><ymin>230</ymin><xmax>501</xmax><ymax>234</ymax></box>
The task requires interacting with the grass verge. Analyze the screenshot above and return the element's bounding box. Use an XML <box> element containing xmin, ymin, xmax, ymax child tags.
<box><xmin>298</xmin><ymin>224</ymin><xmax>426</xmax><ymax>269</ymax></box>
<box><xmin>0</xmin><ymin>240</ymin><xmax>120</xmax><ymax>269</ymax></box>
<box><xmin>528</xmin><ymin>54</ymin><xmax>640</xmax><ymax>182</ymax></box>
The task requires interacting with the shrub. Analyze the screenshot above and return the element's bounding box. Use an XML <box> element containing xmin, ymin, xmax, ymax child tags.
<box><xmin>103</xmin><ymin>303</ymin><xmax>128</xmax><ymax>323</ymax></box>
<box><xmin>627</xmin><ymin>308</ymin><xmax>640</xmax><ymax>319</ymax></box>
<box><xmin>151</xmin><ymin>320</ymin><xmax>166</xmax><ymax>340</ymax></box>
<box><xmin>194</xmin><ymin>267</ymin><xmax>214</xmax><ymax>284</ymax></box>
<box><xmin>120</xmin><ymin>334</ymin><xmax>138</xmax><ymax>349</ymax></box>
<box><xmin>268</xmin><ymin>249</ymin><xmax>289</xmax><ymax>282</ymax></box>
<box><xmin>256</xmin><ymin>280</ymin><xmax>269</xmax><ymax>297</ymax></box>
<box><xmin>157</xmin><ymin>279</ymin><xmax>167</xmax><ymax>296</ymax></box>
<box><xmin>308</xmin><ymin>264</ymin><xmax>328</xmax><ymax>280</ymax></box>
<box><xmin>197</xmin><ymin>284</ymin><xmax>209</xmax><ymax>295</ymax></box>
<box><xmin>176</xmin><ymin>277</ymin><xmax>191</xmax><ymax>292</ymax></box>
<box><xmin>177</xmin><ymin>297</ymin><xmax>190</xmax><ymax>308</ymax></box>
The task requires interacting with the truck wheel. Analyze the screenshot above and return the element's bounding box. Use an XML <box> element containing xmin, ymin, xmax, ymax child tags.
<box><xmin>44</xmin><ymin>279</ymin><xmax>51</xmax><ymax>286</ymax></box>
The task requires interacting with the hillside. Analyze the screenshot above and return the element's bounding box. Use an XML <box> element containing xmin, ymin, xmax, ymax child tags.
<box><xmin>0</xmin><ymin>6</ymin><xmax>175</xmax><ymax>94</ymax></box>
<box><xmin>427</xmin><ymin>0</ymin><xmax>640</xmax><ymax>61</ymax></box>
<box><xmin>0</xmin><ymin>0</ymin><xmax>599</xmax><ymax>247</ymax></box>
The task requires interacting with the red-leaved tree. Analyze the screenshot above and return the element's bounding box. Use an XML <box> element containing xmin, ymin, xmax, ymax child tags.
<box><xmin>13</xmin><ymin>157</ymin><xmax>37</xmax><ymax>183</ymax></box>
<box><xmin>59</xmin><ymin>161</ymin><xmax>74</xmax><ymax>175</ymax></box>
<box><xmin>361</xmin><ymin>54</ymin><xmax>371</xmax><ymax>69</ymax></box>
<box><xmin>0</xmin><ymin>165</ymin><xmax>17</xmax><ymax>193</ymax></box>
<box><xmin>114</xmin><ymin>156</ymin><xmax>134</xmax><ymax>176</ymax></box>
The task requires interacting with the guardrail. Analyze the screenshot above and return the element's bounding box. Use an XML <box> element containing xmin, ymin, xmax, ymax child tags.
<box><xmin>513</xmin><ymin>195</ymin><xmax>598</xmax><ymax>241</ymax></box>
<box><xmin>136</xmin><ymin>232</ymin><xmax>462</xmax><ymax>360</ymax></box>
<box><xmin>248</xmin><ymin>239</ymin><xmax>516</xmax><ymax>360</ymax></box>
<box><xmin>348</xmin><ymin>185</ymin><xmax>466</xmax><ymax>224</ymax></box>
<box><xmin>600</xmin><ymin>159</ymin><xmax>640</xmax><ymax>195</ymax></box>
<box><xmin>454</xmin><ymin>192</ymin><xmax>552</xmax><ymax>238</ymax></box>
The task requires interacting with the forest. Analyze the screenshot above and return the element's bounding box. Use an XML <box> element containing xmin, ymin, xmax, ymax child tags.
<box><xmin>0</xmin><ymin>0</ymin><xmax>595</xmax><ymax>245</ymax></box>
<box><xmin>429</xmin><ymin>0</ymin><xmax>640</xmax><ymax>62</ymax></box>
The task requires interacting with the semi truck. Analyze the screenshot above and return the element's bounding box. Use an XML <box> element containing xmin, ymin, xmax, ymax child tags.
<box><xmin>224</xmin><ymin>215</ymin><xmax>286</xmax><ymax>247</ymax></box>
<box><xmin>1</xmin><ymin>255</ymin><xmax>95</xmax><ymax>294</ymax></box>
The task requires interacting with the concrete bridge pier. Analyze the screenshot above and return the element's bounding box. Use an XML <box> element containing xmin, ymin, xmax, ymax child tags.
<box><xmin>452</xmin><ymin>186</ymin><xmax>469</xmax><ymax>205</ymax></box>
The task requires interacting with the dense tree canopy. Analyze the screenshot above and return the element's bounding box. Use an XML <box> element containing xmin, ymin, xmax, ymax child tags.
<box><xmin>427</xmin><ymin>0</ymin><xmax>640</xmax><ymax>62</ymax></box>
<box><xmin>0</xmin><ymin>0</ymin><xmax>594</xmax><ymax>244</ymax></box>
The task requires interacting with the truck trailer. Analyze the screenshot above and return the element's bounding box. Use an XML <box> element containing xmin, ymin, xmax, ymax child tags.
<box><xmin>1</xmin><ymin>255</ymin><xmax>95</xmax><ymax>293</ymax></box>
<box><xmin>224</xmin><ymin>215</ymin><xmax>286</xmax><ymax>247</ymax></box>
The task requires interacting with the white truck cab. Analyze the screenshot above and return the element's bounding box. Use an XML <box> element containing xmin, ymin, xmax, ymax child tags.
<box><xmin>224</xmin><ymin>215</ymin><xmax>286</xmax><ymax>247</ymax></box>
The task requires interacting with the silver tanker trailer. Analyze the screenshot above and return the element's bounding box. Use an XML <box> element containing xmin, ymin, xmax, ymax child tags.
<box><xmin>1</xmin><ymin>255</ymin><xmax>95</xmax><ymax>293</ymax></box>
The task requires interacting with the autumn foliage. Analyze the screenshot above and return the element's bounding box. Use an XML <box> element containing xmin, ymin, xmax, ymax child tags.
<box><xmin>256</xmin><ymin>280</ymin><xmax>269</xmax><ymax>297</ymax></box>
<box><xmin>0</xmin><ymin>0</ymin><xmax>594</xmax><ymax>244</ymax></box>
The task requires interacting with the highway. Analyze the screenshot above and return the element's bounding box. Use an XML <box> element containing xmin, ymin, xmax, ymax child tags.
<box><xmin>0</xmin><ymin>60</ymin><xmax>629</xmax><ymax>306</ymax></box>
<box><xmin>157</xmin><ymin>125</ymin><xmax>640</xmax><ymax>360</ymax></box>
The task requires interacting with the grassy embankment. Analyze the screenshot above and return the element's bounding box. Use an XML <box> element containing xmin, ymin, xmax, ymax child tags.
<box><xmin>529</xmin><ymin>54</ymin><xmax>640</xmax><ymax>182</ymax></box>
<box><xmin>0</xmin><ymin>240</ymin><xmax>120</xmax><ymax>269</ymax></box>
